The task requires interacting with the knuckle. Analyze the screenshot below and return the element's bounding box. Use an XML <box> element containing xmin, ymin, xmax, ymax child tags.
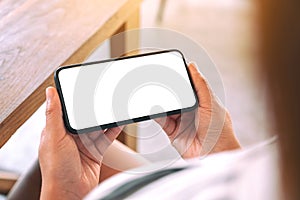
<box><xmin>45</xmin><ymin>108</ymin><xmax>53</xmax><ymax>117</ymax></box>
<box><xmin>45</xmin><ymin>106</ymin><xmax>56</xmax><ymax>120</ymax></box>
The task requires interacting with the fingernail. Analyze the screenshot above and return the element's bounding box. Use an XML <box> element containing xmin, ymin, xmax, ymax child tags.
<box><xmin>46</xmin><ymin>87</ymin><xmax>53</xmax><ymax>105</ymax></box>
<box><xmin>189</xmin><ymin>62</ymin><xmax>205</xmax><ymax>77</ymax></box>
<box><xmin>189</xmin><ymin>61</ymin><xmax>197</xmax><ymax>67</ymax></box>
<box><xmin>189</xmin><ymin>62</ymin><xmax>200</xmax><ymax>72</ymax></box>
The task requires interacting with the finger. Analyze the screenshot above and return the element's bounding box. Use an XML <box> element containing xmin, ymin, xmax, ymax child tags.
<box><xmin>45</xmin><ymin>86</ymin><xmax>66</xmax><ymax>140</ymax></box>
<box><xmin>74</xmin><ymin>134</ymin><xmax>103</xmax><ymax>162</ymax></box>
<box><xmin>77</xmin><ymin>126</ymin><xmax>124</xmax><ymax>160</ymax></box>
<box><xmin>104</xmin><ymin>126</ymin><xmax>124</xmax><ymax>142</ymax></box>
<box><xmin>154</xmin><ymin>116</ymin><xmax>177</xmax><ymax>136</ymax></box>
<box><xmin>154</xmin><ymin>116</ymin><xmax>165</xmax><ymax>125</ymax></box>
<box><xmin>88</xmin><ymin>130</ymin><xmax>105</xmax><ymax>141</ymax></box>
<box><xmin>188</xmin><ymin>62</ymin><xmax>213</xmax><ymax>108</ymax></box>
<box><xmin>85</xmin><ymin>127</ymin><xmax>123</xmax><ymax>142</ymax></box>
<box><xmin>85</xmin><ymin>126</ymin><xmax>124</xmax><ymax>148</ymax></box>
<box><xmin>168</xmin><ymin>114</ymin><xmax>181</xmax><ymax>120</ymax></box>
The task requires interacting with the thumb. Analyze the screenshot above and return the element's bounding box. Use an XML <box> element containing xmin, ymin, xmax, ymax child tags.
<box><xmin>188</xmin><ymin>62</ymin><xmax>213</xmax><ymax>109</ymax></box>
<box><xmin>44</xmin><ymin>87</ymin><xmax>66</xmax><ymax>140</ymax></box>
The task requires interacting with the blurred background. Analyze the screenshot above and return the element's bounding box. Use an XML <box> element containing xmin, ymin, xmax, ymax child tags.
<box><xmin>0</xmin><ymin>0</ymin><xmax>271</xmax><ymax>175</ymax></box>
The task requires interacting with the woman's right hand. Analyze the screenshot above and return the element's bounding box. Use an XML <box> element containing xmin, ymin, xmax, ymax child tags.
<box><xmin>155</xmin><ymin>63</ymin><xmax>240</xmax><ymax>159</ymax></box>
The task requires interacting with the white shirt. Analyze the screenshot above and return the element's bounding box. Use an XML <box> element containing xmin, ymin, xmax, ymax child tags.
<box><xmin>85</xmin><ymin>137</ymin><xmax>279</xmax><ymax>200</ymax></box>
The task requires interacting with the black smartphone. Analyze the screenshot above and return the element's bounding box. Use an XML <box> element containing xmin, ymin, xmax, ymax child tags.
<box><xmin>54</xmin><ymin>49</ymin><xmax>198</xmax><ymax>134</ymax></box>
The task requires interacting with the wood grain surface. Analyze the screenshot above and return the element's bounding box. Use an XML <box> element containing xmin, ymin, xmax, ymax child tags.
<box><xmin>0</xmin><ymin>0</ymin><xmax>142</xmax><ymax>147</ymax></box>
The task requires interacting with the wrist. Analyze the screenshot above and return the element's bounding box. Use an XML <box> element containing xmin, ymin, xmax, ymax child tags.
<box><xmin>40</xmin><ymin>180</ymin><xmax>82</xmax><ymax>200</ymax></box>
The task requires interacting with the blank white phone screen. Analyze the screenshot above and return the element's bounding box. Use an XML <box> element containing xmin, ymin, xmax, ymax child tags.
<box><xmin>57</xmin><ymin>51</ymin><xmax>197</xmax><ymax>130</ymax></box>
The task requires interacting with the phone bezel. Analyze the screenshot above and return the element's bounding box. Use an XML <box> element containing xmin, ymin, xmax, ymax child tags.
<box><xmin>54</xmin><ymin>49</ymin><xmax>199</xmax><ymax>134</ymax></box>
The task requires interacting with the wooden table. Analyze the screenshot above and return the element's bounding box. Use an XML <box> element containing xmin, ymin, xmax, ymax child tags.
<box><xmin>0</xmin><ymin>0</ymin><xmax>141</xmax><ymax>149</ymax></box>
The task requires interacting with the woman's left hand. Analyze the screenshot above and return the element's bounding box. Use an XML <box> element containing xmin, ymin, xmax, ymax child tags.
<box><xmin>39</xmin><ymin>87</ymin><xmax>123</xmax><ymax>200</ymax></box>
